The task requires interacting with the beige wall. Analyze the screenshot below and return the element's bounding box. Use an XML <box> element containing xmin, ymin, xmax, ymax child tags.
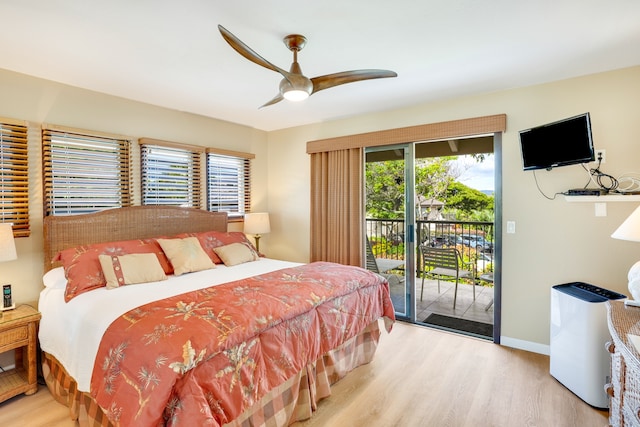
<box><xmin>267</xmin><ymin>66</ymin><xmax>640</xmax><ymax>352</ymax></box>
<box><xmin>1</xmin><ymin>65</ymin><xmax>639</xmax><ymax>354</ymax></box>
<box><xmin>0</xmin><ymin>68</ymin><xmax>268</xmax><ymax>306</ymax></box>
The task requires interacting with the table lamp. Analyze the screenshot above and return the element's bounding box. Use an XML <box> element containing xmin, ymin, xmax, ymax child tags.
<box><xmin>611</xmin><ymin>205</ymin><xmax>640</xmax><ymax>302</ymax></box>
<box><xmin>243</xmin><ymin>213</ymin><xmax>270</xmax><ymax>253</ymax></box>
<box><xmin>0</xmin><ymin>223</ymin><xmax>17</xmax><ymax>317</ymax></box>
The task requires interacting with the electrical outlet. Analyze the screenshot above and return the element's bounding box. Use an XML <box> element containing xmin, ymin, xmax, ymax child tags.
<box><xmin>595</xmin><ymin>149</ymin><xmax>606</xmax><ymax>164</ymax></box>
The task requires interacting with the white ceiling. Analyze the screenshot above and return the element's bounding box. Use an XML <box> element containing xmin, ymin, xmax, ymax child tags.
<box><xmin>1</xmin><ymin>1</ymin><xmax>639</xmax><ymax>132</ymax></box>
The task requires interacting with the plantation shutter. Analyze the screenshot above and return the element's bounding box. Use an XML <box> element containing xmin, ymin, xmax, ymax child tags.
<box><xmin>0</xmin><ymin>118</ymin><xmax>29</xmax><ymax>237</ymax></box>
<box><xmin>42</xmin><ymin>126</ymin><xmax>131</xmax><ymax>216</ymax></box>
<box><xmin>206</xmin><ymin>148</ymin><xmax>253</xmax><ymax>217</ymax></box>
<box><xmin>140</xmin><ymin>139</ymin><xmax>202</xmax><ymax>207</ymax></box>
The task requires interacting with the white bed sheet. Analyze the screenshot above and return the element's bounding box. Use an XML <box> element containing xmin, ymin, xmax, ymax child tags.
<box><xmin>38</xmin><ymin>258</ymin><xmax>302</xmax><ymax>393</ymax></box>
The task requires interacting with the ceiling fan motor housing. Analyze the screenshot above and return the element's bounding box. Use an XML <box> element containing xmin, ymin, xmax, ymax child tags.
<box><xmin>279</xmin><ymin>76</ymin><xmax>313</xmax><ymax>100</ymax></box>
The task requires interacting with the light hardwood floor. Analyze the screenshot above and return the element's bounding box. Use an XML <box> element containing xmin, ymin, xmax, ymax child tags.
<box><xmin>0</xmin><ymin>321</ymin><xmax>608</xmax><ymax>427</ymax></box>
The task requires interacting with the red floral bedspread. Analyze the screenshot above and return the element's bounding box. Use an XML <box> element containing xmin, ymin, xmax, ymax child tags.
<box><xmin>90</xmin><ymin>262</ymin><xmax>395</xmax><ymax>426</ymax></box>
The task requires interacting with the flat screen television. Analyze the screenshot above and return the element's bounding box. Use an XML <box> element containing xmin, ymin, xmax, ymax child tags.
<box><xmin>519</xmin><ymin>113</ymin><xmax>595</xmax><ymax>171</ymax></box>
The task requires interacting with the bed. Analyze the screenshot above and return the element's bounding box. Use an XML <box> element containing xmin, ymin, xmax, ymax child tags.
<box><xmin>38</xmin><ymin>206</ymin><xmax>395</xmax><ymax>427</ymax></box>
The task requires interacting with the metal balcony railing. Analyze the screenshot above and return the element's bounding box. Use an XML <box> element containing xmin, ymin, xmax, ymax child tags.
<box><xmin>366</xmin><ymin>218</ymin><xmax>494</xmax><ymax>278</ymax></box>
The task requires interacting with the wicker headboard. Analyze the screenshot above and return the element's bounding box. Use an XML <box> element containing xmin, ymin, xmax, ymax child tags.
<box><xmin>43</xmin><ymin>206</ymin><xmax>228</xmax><ymax>271</ymax></box>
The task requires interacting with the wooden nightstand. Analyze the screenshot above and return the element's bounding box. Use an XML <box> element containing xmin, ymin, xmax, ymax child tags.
<box><xmin>0</xmin><ymin>304</ymin><xmax>41</xmax><ymax>403</ymax></box>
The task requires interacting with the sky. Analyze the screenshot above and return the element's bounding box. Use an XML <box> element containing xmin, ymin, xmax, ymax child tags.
<box><xmin>453</xmin><ymin>154</ymin><xmax>495</xmax><ymax>192</ymax></box>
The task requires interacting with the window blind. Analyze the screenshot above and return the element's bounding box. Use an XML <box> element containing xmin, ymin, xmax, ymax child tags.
<box><xmin>42</xmin><ymin>127</ymin><xmax>131</xmax><ymax>216</ymax></box>
<box><xmin>0</xmin><ymin>119</ymin><xmax>29</xmax><ymax>237</ymax></box>
<box><xmin>207</xmin><ymin>152</ymin><xmax>250</xmax><ymax>216</ymax></box>
<box><xmin>140</xmin><ymin>143</ymin><xmax>202</xmax><ymax>207</ymax></box>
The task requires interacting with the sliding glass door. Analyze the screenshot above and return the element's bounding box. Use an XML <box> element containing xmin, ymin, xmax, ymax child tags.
<box><xmin>365</xmin><ymin>144</ymin><xmax>415</xmax><ymax>321</ymax></box>
<box><xmin>365</xmin><ymin>136</ymin><xmax>499</xmax><ymax>342</ymax></box>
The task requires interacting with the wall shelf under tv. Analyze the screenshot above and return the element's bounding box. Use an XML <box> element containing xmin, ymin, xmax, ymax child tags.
<box><xmin>564</xmin><ymin>195</ymin><xmax>640</xmax><ymax>202</ymax></box>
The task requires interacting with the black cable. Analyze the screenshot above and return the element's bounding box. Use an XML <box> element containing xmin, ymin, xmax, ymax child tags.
<box><xmin>581</xmin><ymin>160</ymin><xmax>619</xmax><ymax>193</ymax></box>
<box><xmin>533</xmin><ymin>170</ymin><xmax>562</xmax><ymax>200</ymax></box>
<box><xmin>532</xmin><ymin>157</ymin><xmax>619</xmax><ymax>200</ymax></box>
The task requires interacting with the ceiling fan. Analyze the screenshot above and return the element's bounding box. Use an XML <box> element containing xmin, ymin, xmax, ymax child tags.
<box><xmin>218</xmin><ymin>25</ymin><xmax>397</xmax><ymax>108</ymax></box>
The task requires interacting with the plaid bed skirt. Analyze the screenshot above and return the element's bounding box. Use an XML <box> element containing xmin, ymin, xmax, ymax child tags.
<box><xmin>42</xmin><ymin>320</ymin><xmax>382</xmax><ymax>427</ymax></box>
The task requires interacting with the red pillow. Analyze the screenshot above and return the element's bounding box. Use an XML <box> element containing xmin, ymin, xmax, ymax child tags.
<box><xmin>55</xmin><ymin>239</ymin><xmax>173</xmax><ymax>302</ymax></box>
<box><xmin>176</xmin><ymin>231</ymin><xmax>260</xmax><ymax>264</ymax></box>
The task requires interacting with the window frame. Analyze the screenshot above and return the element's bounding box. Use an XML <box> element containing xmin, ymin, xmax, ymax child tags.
<box><xmin>0</xmin><ymin>117</ymin><xmax>29</xmax><ymax>237</ymax></box>
<box><xmin>139</xmin><ymin>138</ymin><xmax>204</xmax><ymax>208</ymax></box>
<box><xmin>42</xmin><ymin>125</ymin><xmax>132</xmax><ymax>216</ymax></box>
<box><xmin>206</xmin><ymin>148</ymin><xmax>253</xmax><ymax>218</ymax></box>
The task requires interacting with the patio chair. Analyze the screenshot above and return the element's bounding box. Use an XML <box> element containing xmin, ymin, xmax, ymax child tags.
<box><xmin>419</xmin><ymin>245</ymin><xmax>476</xmax><ymax>309</ymax></box>
<box><xmin>366</xmin><ymin>238</ymin><xmax>405</xmax><ymax>288</ymax></box>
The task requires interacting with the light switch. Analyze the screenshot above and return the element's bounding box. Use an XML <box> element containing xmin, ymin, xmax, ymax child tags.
<box><xmin>595</xmin><ymin>203</ymin><xmax>607</xmax><ymax>217</ymax></box>
<box><xmin>507</xmin><ymin>221</ymin><xmax>516</xmax><ymax>234</ymax></box>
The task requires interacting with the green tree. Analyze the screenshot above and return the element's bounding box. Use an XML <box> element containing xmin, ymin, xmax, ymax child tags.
<box><xmin>366</xmin><ymin>155</ymin><xmax>494</xmax><ymax>221</ymax></box>
<box><xmin>443</xmin><ymin>181</ymin><xmax>494</xmax><ymax>220</ymax></box>
<box><xmin>365</xmin><ymin>160</ymin><xmax>405</xmax><ymax>219</ymax></box>
<box><xmin>366</xmin><ymin>157</ymin><xmax>458</xmax><ymax>219</ymax></box>
<box><xmin>414</xmin><ymin>157</ymin><xmax>457</xmax><ymax>203</ymax></box>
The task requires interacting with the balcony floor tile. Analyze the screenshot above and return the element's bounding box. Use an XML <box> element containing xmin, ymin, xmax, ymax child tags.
<box><xmin>389</xmin><ymin>277</ymin><xmax>494</xmax><ymax>332</ymax></box>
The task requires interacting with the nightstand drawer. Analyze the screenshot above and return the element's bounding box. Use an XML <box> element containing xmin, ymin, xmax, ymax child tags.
<box><xmin>0</xmin><ymin>325</ymin><xmax>28</xmax><ymax>351</ymax></box>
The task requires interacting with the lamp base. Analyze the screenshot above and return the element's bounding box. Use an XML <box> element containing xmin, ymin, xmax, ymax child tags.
<box><xmin>254</xmin><ymin>234</ymin><xmax>261</xmax><ymax>253</ymax></box>
<box><xmin>627</xmin><ymin>260</ymin><xmax>640</xmax><ymax>301</ymax></box>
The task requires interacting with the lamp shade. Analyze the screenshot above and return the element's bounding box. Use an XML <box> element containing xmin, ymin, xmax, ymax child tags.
<box><xmin>612</xmin><ymin>206</ymin><xmax>640</xmax><ymax>242</ymax></box>
<box><xmin>0</xmin><ymin>223</ymin><xmax>17</xmax><ymax>262</ymax></box>
<box><xmin>244</xmin><ymin>213</ymin><xmax>271</xmax><ymax>235</ymax></box>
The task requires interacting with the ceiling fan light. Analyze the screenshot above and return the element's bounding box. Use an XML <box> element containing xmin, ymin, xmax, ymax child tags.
<box><xmin>283</xmin><ymin>89</ymin><xmax>309</xmax><ymax>102</ymax></box>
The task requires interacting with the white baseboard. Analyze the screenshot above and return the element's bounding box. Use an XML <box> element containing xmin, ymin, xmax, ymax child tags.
<box><xmin>501</xmin><ymin>336</ymin><xmax>550</xmax><ymax>356</ymax></box>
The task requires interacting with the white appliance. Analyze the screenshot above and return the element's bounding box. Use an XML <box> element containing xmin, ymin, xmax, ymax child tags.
<box><xmin>550</xmin><ymin>282</ymin><xmax>626</xmax><ymax>408</ymax></box>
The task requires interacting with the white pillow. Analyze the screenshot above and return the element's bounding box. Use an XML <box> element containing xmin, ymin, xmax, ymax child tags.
<box><xmin>43</xmin><ymin>267</ymin><xmax>67</xmax><ymax>289</ymax></box>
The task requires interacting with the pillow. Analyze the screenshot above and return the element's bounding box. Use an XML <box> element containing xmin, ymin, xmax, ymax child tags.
<box><xmin>99</xmin><ymin>253</ymin><xmax>167</xmax><ymax>289</ymax></box>
<box><xmin>43</xmin><ymin>267</ymin><xmax>67</xmax><ymax>289</ymax></box>
<box><xmin>213</xmin><ymin>242</ymin><xmax>259</xmax><ymax>266</ymax></box>
<box><xmin>56</xmin><ymin>239</ymin><xmax>173</xmax><ymax>302</ymax></box>
<box><xmin>177</xmin><ymin>231</ymin><xmax>261</xmax><ymax>264</ymax></box>
<box><xmin>157</xmin><ymin>237</ymin><xmax>216</xmax><ymax>275</ymax></box>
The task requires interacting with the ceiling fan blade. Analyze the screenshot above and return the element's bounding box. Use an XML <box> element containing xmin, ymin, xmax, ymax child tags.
<box><xmin>218</xmin><ymin>25</ymin><xmax>291</xmax><ymax>80</ymax></box>
<box><xmin>311</xmin><ymin>69</ymin><xmax>397</xmax><ymax>94</ymax></box>
<box><xmin>259</xmin><ymin>93</ymin><xmax>284</xmax><ymax>108</ymax></box>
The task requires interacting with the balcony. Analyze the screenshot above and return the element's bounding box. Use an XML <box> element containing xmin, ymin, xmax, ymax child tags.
<box><xmin>366</xmin><ymin>218</ymin><xmax>494</xmax><ymax>338</ymax></box>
